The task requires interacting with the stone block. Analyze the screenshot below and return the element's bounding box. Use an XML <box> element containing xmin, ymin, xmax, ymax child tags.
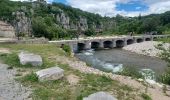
<box><xmin>36</xmin><ymin>66</ymin><xmax>64</xmax><ymax>81</ymax></box>
<box><xmin>18</xmin><ymin>52</ymin><xmax>43</xmax><ymax>66</ymax></box>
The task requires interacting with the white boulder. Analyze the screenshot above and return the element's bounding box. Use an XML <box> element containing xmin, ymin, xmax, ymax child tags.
<box><xmin>18</xmin><ymin>52</ymin><xmax>43</xmax><ymax>66</ymax></box>
<box><xmin>83</xmin><ymin>91</ymin><xmax>117</xmax><ymax>100</ymax></box>
<box><xmin>36</xmin><ymin>66</ymin><xmax>64</xmax><ymax>82</ymax></box>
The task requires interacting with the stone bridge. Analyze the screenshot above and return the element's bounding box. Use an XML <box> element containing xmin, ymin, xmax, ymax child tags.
<box><xmin>49</xmin><ymin>35</ymin><xmax>170</xmax><ymax>52</ymax></box>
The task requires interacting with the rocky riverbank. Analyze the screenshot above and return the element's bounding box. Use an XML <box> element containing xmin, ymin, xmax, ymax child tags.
<box><xmin>123</xmin><ymin>41</ymin><xmax>170</xmax><ymax>57</ymax></box>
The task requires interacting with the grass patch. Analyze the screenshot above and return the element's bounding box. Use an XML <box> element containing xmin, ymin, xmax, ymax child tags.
<box><xmin>141</xmin><ymin>93</ymin><xmax>152</xmax><ymax>100</ymax></box>
<box><xmin>117</xmin><ymin>67</ymin><xmax>143</xmax><ymax>79</ymax></box>
<box><xmin>77</xmin><ymin>74</ymin><xmax>115</xmax><ymax>100</ymax></box>
<box><xmin>19</xmin><ymin>72</ymin><xmax>38</xmax><ymax>83</ymax></box>
<box><xmin>154</xmin><ymin>38</ymin><xmax>170</xmax><ymax>43</ymax></box>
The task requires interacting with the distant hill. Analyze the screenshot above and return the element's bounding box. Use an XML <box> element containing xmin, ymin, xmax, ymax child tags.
<box><xmin>0</xmin><ymin>0</ymin><xmax>169</xmax><ymax>40</ymax></box>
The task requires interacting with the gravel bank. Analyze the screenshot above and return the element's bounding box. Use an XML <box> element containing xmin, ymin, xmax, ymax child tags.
<box><xmin>123</xmin><ymin>41</ymin><xmax>170</xmax><ymax>57</ymax></box>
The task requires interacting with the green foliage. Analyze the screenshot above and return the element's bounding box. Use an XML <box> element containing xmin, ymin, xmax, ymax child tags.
<box><xmin>118</xmin><ymin>67</ymin><xmax>143</xmax><ymax>79</ymax></box>
<box><xmin>155</xmin><ymin>38</ymin><xmax>170</xmax><ymax>43</ymax></box>
<box><xmin>62</xmin><ymin>44</ymin><xmax>72</xmax><ymax>56</ymax></box>
<box><xmin>158</xmin><ymin>70</ymin><xmax>170</xmax><ymax>85</ymax></box>
<box><xmin>141</xmin><ymin>93</ymin><xmax>152</xmax><ymax>100</ymax></box>
<box><xmin>84</xmin><ymin>29</ymin><xmax>96</xmax><ymax>36</ymax></box>
<box><xmin>77</xmin><ymin>74</ymin><xmax>115</xmax><ymax>100</ymax></box>
<box><xmin>20</xmin><ymin>72</ymin><xmax>38</xmax><ymax>83</ymax></box>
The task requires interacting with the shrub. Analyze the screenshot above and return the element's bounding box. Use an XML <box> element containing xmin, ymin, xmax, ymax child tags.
<box><xmin>141</xmin><ymin>93</ymin><xmax>152</xmax><ymax>100</ymax></box>
<box><xmin>62</xmin><ymin>44</ymin><xmax>72</xmax><ymax>56</ymax></box>
<box><xmin>158</xmin><ymin>69</ymin><xmax>170</xmax><ymax>85</ymax></box>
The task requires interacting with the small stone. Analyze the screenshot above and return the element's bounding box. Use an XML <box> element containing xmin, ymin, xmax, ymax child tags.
<box><xmin>36</xmin><ymin>66</ymin><xmax>64</xmax><ymax>82</ymax></box>
<box><xmin>18</xmin><ymin>52</ymin><xmax>43</xmax><ymax>66</ymax></box>
<box><xmin>83</xmin><ymin>91</ymin><xmax>117</xmax><ymax>100</ymax></box>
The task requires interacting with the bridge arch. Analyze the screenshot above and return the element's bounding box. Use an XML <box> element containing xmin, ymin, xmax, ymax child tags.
<box><xmin>136</xmin><ymin>38</ymin><xmax>144</xmax><ymax>43</ymax></box>
<box><xmin>103</xmin><ymin>41</ymin><xmax>113</xmax><ymax>48</ymax></box>
<box><xmin>116</xmin><ymin>40</ymin><xmax>124</xmax><ymax>48</ymax></box>
<box><xmin>91</xmin><ymin>41</ymin><xmax>100</xmax><ymax>49</ymax></box>
<box><xmin>127</xmin><ymin>39</ymin><xmax>134</xmax><ymax>45</ymax></box>
<box><xmin>77</xmin><ymin>43</ymin><xmax>86</xmax><ymax>51</ymax></box>
<box><xmin>145</xmin><ymin>38</ymin><xmax>151</xmax><ymax>41</ymax></box>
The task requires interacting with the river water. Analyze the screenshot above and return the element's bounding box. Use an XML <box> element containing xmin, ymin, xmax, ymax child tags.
<box><xmin>75</xmin><ymin>49</ymin><xmax>168</xmax><ymax>75</ymax></box>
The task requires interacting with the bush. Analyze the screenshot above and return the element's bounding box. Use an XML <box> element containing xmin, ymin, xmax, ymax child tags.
<box><xmin>141</xmin><ymin>93</ymin><xmax>152</xmax><ymax>100</ymax></box>
<box><xmin>62</xmin><ymin>44</ymin><xmax>72</xmax><ymax>56</ymax></box>
<box><xmin>158</xmin><ymin>69</ymin><xmax>170</xmax><ymax>85</ymax></box>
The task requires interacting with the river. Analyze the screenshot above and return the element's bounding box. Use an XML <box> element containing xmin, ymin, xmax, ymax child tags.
<box><xmin>75</xmin><ymin>49</ymin><xmax>168</xmax><ymax>75</ymax></box>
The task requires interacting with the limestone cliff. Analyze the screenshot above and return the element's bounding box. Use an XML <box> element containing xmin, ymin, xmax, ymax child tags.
<box><xmin>0</xmin><ymin>21</ymin><xmax>15</xmax><ymax>38</ymax></box>
<box><xmin>12</xmin><ymin>11</ymin><xmax>32</xmax><ymax>36</ymax></box>
<box><xmin>55</xmin><ymin>10</ymin><xmax>116</xmax><ymax>32</ymax></box>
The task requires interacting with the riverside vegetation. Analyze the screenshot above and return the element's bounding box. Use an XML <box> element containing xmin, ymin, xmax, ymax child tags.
<box><xmin>156</xmin><ymin>39</ymin><xmax>170</xmax><ymax>85</ymax></box>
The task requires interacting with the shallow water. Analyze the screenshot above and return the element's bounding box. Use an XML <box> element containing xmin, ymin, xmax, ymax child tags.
<box><xmin>75</xmin><ymin>49</ymin><xmax>168</xmax><ymax>75</ymax></box>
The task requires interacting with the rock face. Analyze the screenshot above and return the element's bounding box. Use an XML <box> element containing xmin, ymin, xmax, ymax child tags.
<box><xmin>36</xmin><ymin>66</ymin><xmax>64</xmax><ymax>81</ymax></box>
<box><xmin>56</xmin><ymin>11</ymin><xmax>88</xmax><ymax>31</ymax></box>
<box><xmin>0</xmin><ymin>21</ymin><xmax>15</xmax><ymax>38</ymax></box>
<box><xmin>78</xmin><ymin>17</ymin><xmax>88</xmax><ymax>31</ymax></box>
<box><xmin>83</xmin><ymin>92</ymin><xmax>117</xmax><ymax>100</ymax></box>
<box><xmin>18</xmin><ymin>52</ymin><xmax>43</xmax><ymax>66</ymax></box>
<box><xmin>12</xmin><ymin>11</ymin><xmax>32</xmax><ymax>36</ymax></box>
<box><xmin>55</xmin><ymin>11</ymin><xmax>116</xmax><ymax>33</ymax></box>
<box><xmin>56</xmin><ymin>12</ymin><xmax>70</xmax><ymax>29</ymax></box>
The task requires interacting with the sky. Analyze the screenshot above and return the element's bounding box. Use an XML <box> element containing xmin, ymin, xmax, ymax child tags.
<box><xmin>11</xmin><ymin>0</ymin><xmax>170</xmax><ymax>17</ymax></box>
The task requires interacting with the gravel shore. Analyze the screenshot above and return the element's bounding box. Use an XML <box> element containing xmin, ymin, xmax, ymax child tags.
<box><xmin>123</xmin><ymin>41</ymin><xmax>170</xmax><ymax>57</ymax></box>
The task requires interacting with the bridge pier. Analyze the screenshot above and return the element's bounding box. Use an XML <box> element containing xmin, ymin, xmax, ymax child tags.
<box><xmin>85</xmin><ymin>42</ymin><xmax>91</xmax><ymax>50</ymax></box>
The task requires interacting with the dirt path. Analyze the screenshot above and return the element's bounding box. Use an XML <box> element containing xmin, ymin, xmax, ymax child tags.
<box><xmin>0</xmin><ymin>63</ymin><xmax>32</xmax><ymax>100</ymax></box>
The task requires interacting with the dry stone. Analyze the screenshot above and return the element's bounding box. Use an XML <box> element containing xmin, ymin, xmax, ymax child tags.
<box><xmin>83</xmin><ymin>92</ymin><xmax>117</xmax><ymax>100</ymax></box>
<box><xmin>18</xmin><ymin>52</ymin><xmax>43</xmax><ymax>66</ymax></box>
<box><xmin>0</xmin><ymin>21</ymin><xmax>15</xmax><ymax>38</ymax></box>
<box><xmin>36</xmin><ymin>66</ymin><xmax>64</xmax><ymax>82</ymax></box>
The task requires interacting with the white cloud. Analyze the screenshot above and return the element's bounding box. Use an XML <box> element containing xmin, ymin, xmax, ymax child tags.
<box><xmin>67</xmin><ymin>0</ymin><xmax>118</xmax><ymax>17</ymax></box>
<box><xmin>10</xmin><ymin>0</ymin><xmax>170</xmax><ymax>17</ymax></box>
<box><xmin>66</xmin><ymin>0</ymin><xmax>170</xmax><ymax>17</ymax></box>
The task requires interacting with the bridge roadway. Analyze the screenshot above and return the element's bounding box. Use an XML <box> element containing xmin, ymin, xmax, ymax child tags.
<box><xmin>49</xmin><ymin>35</ymin><xmax>170</xmax><ymax>52</ymax></box>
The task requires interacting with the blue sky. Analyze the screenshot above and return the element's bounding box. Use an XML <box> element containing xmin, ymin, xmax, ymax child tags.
<box><xmin>55</xmin><ymin>0</ymin><xmax>149</xmax><ymax>12</ymax></box>
<box><xmin>11</xmin><ymin>0</ymin><xmax>170</xmax><ymax>17</ymax></box>
<box><xmin>54</xmin><ymin>0</ymin><xmax>66</xmax><ymax>4</ymax></box>
<box><xmin>116</xmin><ymin>0</ymin><xmax>148</xmax><ymax>12</ymax></box>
